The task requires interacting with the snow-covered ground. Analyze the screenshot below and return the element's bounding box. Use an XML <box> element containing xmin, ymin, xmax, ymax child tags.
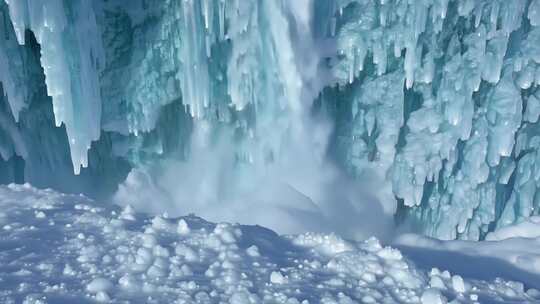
<box><xmin>395</xmin><ymin>233</ymin><xmax>540</xmax><ymax>293</ymax></box>
<box><xmin>0</xmin><ymin>184</ymin><xmax>539</xmax><ymax>304</ymax></box>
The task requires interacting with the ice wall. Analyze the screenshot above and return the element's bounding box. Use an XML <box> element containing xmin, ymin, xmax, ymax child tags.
<box><xmin>321</xmin><ymin>0</ymin><xmax>540</xmax><ymax>239</ymax></box>
<box><xmin>0</xmin><ymin>1</ymin><xmax>129</xmax><ymax>198</ymax></box>
<box><xmin>1</xmin><ymin>0</ymin><xmax>540</xmax><ymax>240</ymax></box>
<box><xmin>4</xmin><ymin>0</ymin><xmax>104</xmax><ymax>174</ymax></box>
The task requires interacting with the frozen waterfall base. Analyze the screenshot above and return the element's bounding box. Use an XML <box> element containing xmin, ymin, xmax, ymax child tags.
<box><xmin>0</xmin><ymin>184</ymin><xmax>540</xmax><ymax>304</ymax></box>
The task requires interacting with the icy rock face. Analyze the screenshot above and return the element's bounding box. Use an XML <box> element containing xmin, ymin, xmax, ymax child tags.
<box><xmin>319</xmin><ymin>0</ymin><xmax>540</xmax><ymax>240</ymax></box>
<box><xmin>1</xmin><ymin>0</ymin><xmax>540</xmax><ymax>240</ymax></box>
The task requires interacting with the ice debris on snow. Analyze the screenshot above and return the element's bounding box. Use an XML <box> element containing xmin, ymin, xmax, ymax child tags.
<box><xmin>0</xmin><ymin>184</ymin><xmax>538</xmax><ymax>303</ymax></box>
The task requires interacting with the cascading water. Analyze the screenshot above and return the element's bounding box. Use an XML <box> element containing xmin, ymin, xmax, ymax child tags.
<box><xmin>113</xmin><ymin>0</ymin><xmax>393</xmax><ymax>240</ymax></box>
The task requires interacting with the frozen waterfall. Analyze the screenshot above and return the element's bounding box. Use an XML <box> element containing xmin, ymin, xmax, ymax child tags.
<box><xmin>1</xmin><ymin>0</ymin><xmax>540</xmax><ymax>240</ymax></box>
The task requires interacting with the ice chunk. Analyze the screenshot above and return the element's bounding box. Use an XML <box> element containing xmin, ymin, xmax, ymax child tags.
<box><xmin>87</xmin><ymin>278</ymin><xmax>113</xmax><ymax>293</ymax></box>
<box><xmin>451</xmin><ymin>275</ymin><xmax>466</xmax><ymax>293</ymax></box>
<box><xmin>421</xmin><ymin>289</ymin><xmax>447</xmax><ymax>304</ymax></box>
<box><xmin>270</xmin><ymin>271</ymin><xmax>287</xmax><ymax>284</ymax></box>
<box><xmin>177</xmin><ymin>219</ymin><xmax>191</xmax><ymax>235</ymax></box>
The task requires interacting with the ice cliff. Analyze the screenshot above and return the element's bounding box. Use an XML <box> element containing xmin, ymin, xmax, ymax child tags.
<box><xmin>1</xmin><ymin>0</ymin><xmax>540</xmax><ymax>240</ymax></box>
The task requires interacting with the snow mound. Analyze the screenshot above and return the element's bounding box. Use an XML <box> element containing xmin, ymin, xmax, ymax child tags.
<box><xmin>395</xmin><ymin>233</ymin><xmax>540</xmax><ymax>291</ymax></box>
<box><xmin>0</xmin><ymin>184</ymin><xmax>538</xmax><ymax>303</ymax></box>
<box><xmin>486</xmin><ymin>216</ymin><xmax>540</xmax><ymax>241</ymax></box>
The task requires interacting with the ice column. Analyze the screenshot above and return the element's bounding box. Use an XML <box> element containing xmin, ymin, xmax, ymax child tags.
<box><xmin>4</xmin><ymin>0</ymin><xmax>104</xmax><ymax>174</ymax></box>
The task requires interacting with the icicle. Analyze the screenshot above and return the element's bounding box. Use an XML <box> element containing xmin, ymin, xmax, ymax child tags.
<box><xmin>205</xmin><ymin>34</ymin><xmax>211</xmax><ymax>58</ymax></box>
<box><xmin>330</xmin><ymin>16</ymin><xmax>336</xmax><ymax>37</ymax></box>
<box><xmin>219</xmin><ymin>0</ymin><xmax>225</xmax><ymax>40</ymax></box>
<box><xmin>404</xmin><ymin>44</ymin><xmax>416</xmax><ymax>89</ymax></box>
<box><xmin>349</xmin><ymin>47</ymin><xmax>355</xmax><ymax>84</ymax></box>
<box><xmin>490</xmin><ymin>2</ymin><xmax>500</xmax><ymax>29</ymax></box>
<box><xmin>202</xmin><ymin>0</ymin><xmax>210</xmax><ymax>30</ymax></box>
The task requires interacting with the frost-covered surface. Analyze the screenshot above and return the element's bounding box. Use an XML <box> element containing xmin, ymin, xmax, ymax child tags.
<box><xmin>1</xmin><ymin>0</ymin><xmax>540</xmax><ymax>240</ymax></box>
<box><xmin>1</xmin><ymin>184</ymin><xmax>539</xmax><ymax>304</ymax></box>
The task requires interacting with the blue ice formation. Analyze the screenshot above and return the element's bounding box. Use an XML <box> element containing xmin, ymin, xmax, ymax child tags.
<box><xmin>1</xmin><ymin>0</ymin><xmax>540</xmax><ymax>240</ymax></box>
